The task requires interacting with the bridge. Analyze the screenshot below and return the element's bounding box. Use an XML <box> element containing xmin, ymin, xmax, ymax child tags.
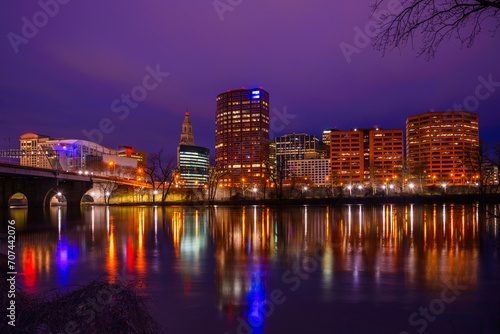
<box><xmin>0</xmin><ymin>163</ymin><xmax>150</xmax><ymax>207</ymax></box>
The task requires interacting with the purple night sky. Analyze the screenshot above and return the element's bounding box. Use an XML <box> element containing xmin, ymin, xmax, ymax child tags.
<box><xmin>1</xmin><ymin>1</ymin><xmax>499</xmax><ymax>156</ymax></box>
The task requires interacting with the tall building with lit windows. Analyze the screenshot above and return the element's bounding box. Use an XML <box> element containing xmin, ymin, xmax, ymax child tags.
<box><xmin>406</xmin><ymin>111</ymin><xmax>479</xmax><ymax>185</ymax></box>
<box><xmin>330</xmin><ymin>128</ymin><xmax>404</xmax><ymax>185</ymax></box>
<box><xmin>177</xmin><ymin>111</ymin><xmax>210</xmax><ymax>187</ymax></box>
<box><xmin>215</xmin><ymin>88</ymin><xmax>270</xmax><ymax>188</ymax></box>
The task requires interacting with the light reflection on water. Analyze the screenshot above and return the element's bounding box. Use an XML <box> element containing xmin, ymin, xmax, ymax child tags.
<box><xmin>2</xmin><ymin>204</ymin><xmax>499</xmax><ymax>333</ymax></box>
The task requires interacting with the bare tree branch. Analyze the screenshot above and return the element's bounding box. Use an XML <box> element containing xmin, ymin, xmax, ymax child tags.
<box><xmin>372</xmin><ymin>0</ymin><xmax>500</xmax><ymax>59</ymax></box>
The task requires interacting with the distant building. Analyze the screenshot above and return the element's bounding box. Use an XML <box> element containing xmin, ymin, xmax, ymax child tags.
<box><xmin>322</xmin><ymin>128</ymin><xmax>338</xmax><ymax>145</ymax></box>
<box><xmin>275</xmin><ymin>133</ymin><xmax>319</xmax><ymax>178</ymax></box>
<box><xmin>318</xmin><ymin>143</ymin><xmax>330</xmax><ymax>159</ymax></box>
<box><xmin>288</xmin><ymin>158</ymin><xmax>330</xmax><ymax>185</ymax></box>
<box><xmin>215</xmin><ymin>88</ymin><xmax>270</xmax><ymax>188</ymax></box>
<box><xmin>118</xmin><ymin>146</ymin><xmax>147</xmax><ymax>168</ymax></box>
<box><xmin>177</xmin><ymin>111</ymin><xmax>210</xmax><ymax>187</ymax></box>
<box><xmin>330</xmin><ymin>128</ymin><xmax>404</xmax><ymax>185</ymax></box>
<box><xmin>406</xmin><ymin>111</ymin><xmax>479</xmax><ymax>185</ymax></box>
<box><xmin>19</xmin><ymin>133</ymin><xmax>137</xmax><ymax>173</ymax></box>
<box><xmin>178</xmin><ymin>145</ymin><xmax>210</xmax><ymax>187</ymax></box>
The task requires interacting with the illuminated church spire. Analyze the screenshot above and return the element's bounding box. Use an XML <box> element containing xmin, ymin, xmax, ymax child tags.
<box><xmin>179</xmin><ymin>109</ymin><xmax>195</xmax><ymax>146</ymax></box>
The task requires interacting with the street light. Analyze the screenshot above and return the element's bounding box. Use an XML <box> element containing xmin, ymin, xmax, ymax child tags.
<box><xmin>347</xmin><ymin>185</ymin><xmax>352</xmax><ymax>196</ymax></box>
<box><xmin>442</xmin><ymin>183</ymin><xmax>447</xmax><ymax>193</ymax></box>
<box><xmin>409</xmin><ymin>183</ymin><xmax>415</xmax><ymax>193</ymax></box>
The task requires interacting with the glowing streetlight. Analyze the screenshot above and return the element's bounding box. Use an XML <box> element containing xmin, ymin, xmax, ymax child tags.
<box><xmin>357</xmin><ymin>185</ymin><xmax>362</xmax><ymax>190</ymax></box>
<box><xmin>442</xmin><ymin>183</ymin><xmax>447</xmax><ymax>193</ymax></box>
<box><xmin>57</xmin><ymin>192</ymin><xmax>62</xmax><ymax>196</ymax></box>
<box><xmin>105</xmin><ymin>192</ymin><xmax>110</xmax><ymax>196</ymax></box>
<box><xmin>409</xmin><ymin>183</ymin><xmax>415</xmax><ymax>192</ymax></box>
<box><xmin>347</xmin><ymin>185</ymin><xmax>352</xmax><ymax>196</ymax></box>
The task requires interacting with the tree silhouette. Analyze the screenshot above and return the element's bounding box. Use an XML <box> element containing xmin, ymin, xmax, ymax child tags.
<box><xmin>372</xmin><ymin>0</ymin><xmax>500</xmax><ymax>58</ymax></box>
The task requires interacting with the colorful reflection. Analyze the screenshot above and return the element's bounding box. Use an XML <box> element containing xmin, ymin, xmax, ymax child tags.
<box><xmin>4</xmin><ymin>203</ymin><xmax>498</xmax><ymax>331</ymax></box>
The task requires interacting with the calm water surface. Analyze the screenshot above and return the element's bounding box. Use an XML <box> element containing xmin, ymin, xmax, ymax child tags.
<box><xmin>2</xmin><ymin>204</ymin><xmax>499</xmax><ymax>334</ymax></box>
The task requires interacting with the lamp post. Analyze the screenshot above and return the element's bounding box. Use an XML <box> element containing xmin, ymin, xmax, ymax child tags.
<box><xmin>253</xmin><ymin>186</ymin><xmax>257</xmax><ymax>200</ymax></box>
<box><xmin>389</xmin><ymin>184</ymin><xmax>394</xmax><ymax>195</ymax></box>
<box><xmin>347</xmin><ymin>185</ymin><xmax>352</xmax><ymax>196</ymax></box>
<box><xmin>442</xmin><ymin>183</ymin><xmax>447</xmax><ymax>194</ymax></box>
<box><xmin>108</xmin><ymin>161</ymin><xmax>115</xmax><ymax>176</ymax></box>
<box><xmin>382</xmin><ymin>184</ymin><xmax>387</xmax><ymax>195</ymax></box>
<box><xmin>409</xmin><ymin>183</ymin><xmax>415</xmax><ymax>193</ymax></box>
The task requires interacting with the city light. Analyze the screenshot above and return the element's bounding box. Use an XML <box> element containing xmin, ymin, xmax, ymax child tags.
<box><xmin>108</xmin><ymin>161</ymin><xmax>114</xmax><ymax>166</ymax></box>
<box><xmin>409</xmin><ymin>183</ymin><xmax>415</xmax><ymax>189</ymax></box>
<box><xmin>57</xmin><ymin>192</ymin><xmax>62</xmax><ymax>196</ymax></box>
<box><xmin>358</xmin><ymin>185</ymin><xmax>362</xmax><ymax>190</ymax></box>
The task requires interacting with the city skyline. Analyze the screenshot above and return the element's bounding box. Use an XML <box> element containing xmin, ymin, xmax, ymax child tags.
<box><xmin>1</xmin><ymin>1</ymin><xmax>499</xmax><ymax>156</ymax></box>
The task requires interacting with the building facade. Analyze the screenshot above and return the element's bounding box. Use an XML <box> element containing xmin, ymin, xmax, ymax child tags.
<box><xmin>275</xmin><ymin>133</ymin><xmax>319</xmax><ymax>178</ymax></box>
<box><xmin>287</xmin><ymin>158</ymin><xmax>331</xmax><ymax>185</ymax></box>
<box><xmin>330</xmin><ymin>128</ymin><xmax>404</xmax><ymax>185</ymax></box>
<box><xmin>406</xmin><ymin>111</ymin><xmax>479</xmax><ymax>185</ymax></box>
<box><xmin>177</xmin><ymin>111</ymin><xmax>210</xmax><ymax>187</ymax></box>
<box><xmin>215</xmin><ymin>88</ymin><xmax>270</xmax><ymax>188</ymax></box>
<box><xmin>178</xmin><ymin>145</ymin><xmax>210</xmax><ymax>187</ymax></box>
<box><xmin>19</xmin><ymin>133</ymin><xmax>137</xmax><ymax>173</ymax></box>
<box><xmin>118</xmin><ymin>146</ymin><xmax>147</xmax><ymax>168</ymax></box>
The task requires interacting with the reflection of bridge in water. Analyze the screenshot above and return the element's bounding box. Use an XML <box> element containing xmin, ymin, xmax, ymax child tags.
<box><xmin>0</xmin><ymin>163</ymin><xmax>149</xmax><ymax>207</ymax></box>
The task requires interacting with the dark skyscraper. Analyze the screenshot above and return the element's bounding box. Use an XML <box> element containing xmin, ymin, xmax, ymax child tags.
<box><xmin>215</xmin><ymin>88</ymin><xmax>270</xmax><ymax>188</ymax></box>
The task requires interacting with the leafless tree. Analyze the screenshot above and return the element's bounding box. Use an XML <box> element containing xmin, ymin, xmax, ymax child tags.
<box><xmin>463</xmin><ymin>141</ymin><xmax>489</xmax><ymax>193</ymax></box>
<box><xmin>263</xmin><ymin>157</ymin><xmax>287</xmax><ymax>200</ymax></box>
<box><xmin>409</xmin><ymin>158</ymin><xmax>428</xmax><ymax>193</ymax></box>
<box><xmin>207</xmin><ymin>157</ymin><xmax>229</xmax><ymax>202</ymax></box>
<box><xmin>372</xmin><ymin>0</ymin><xmax>500</xmax><ymax>59</ymax></box>
<box><xmin>95</xmin><ymin>180</ymin><xmax>118</xmax><ymax>204</ymax></box>
<box><xmin>145</xmin><ymin>149</ymin><xmax>176</xmax><ymax>203</ymax></box>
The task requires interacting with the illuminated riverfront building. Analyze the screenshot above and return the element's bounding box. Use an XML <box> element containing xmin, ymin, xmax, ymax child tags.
<box><xmin>215</xmin><ymin>88</ymin><xmax>270</xmax><ymax>188</ymax></box>
<box><xmin>177</xmin><ymin>111</ymin><xmax>210</xmax><ymax>187</ymax></box>
<box><xmin>406</xmin><ymin>111</ymin><xmax>479</xmax><ymax>185</ymax></box>
<box><xmin>330</xmin><ymin>128</ymin><xmax>404</xmax><ymax>185</ymax></box>
<box><xmin>19</xmin><ymin>133</ymin><xmax>138</xmax><ymax>172</ymax></box>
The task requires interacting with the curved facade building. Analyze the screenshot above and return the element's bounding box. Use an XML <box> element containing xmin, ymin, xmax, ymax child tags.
<box><xmin>406</xmin><ymin>111</ymin><xmax>479</xmax><ymax>185</ymax></box>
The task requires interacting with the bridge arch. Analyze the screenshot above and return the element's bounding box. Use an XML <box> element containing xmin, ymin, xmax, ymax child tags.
<box><xmin>8</xmin><ymin>192</ymin><xmax>28</xmax><ymax>207</ymax></box>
